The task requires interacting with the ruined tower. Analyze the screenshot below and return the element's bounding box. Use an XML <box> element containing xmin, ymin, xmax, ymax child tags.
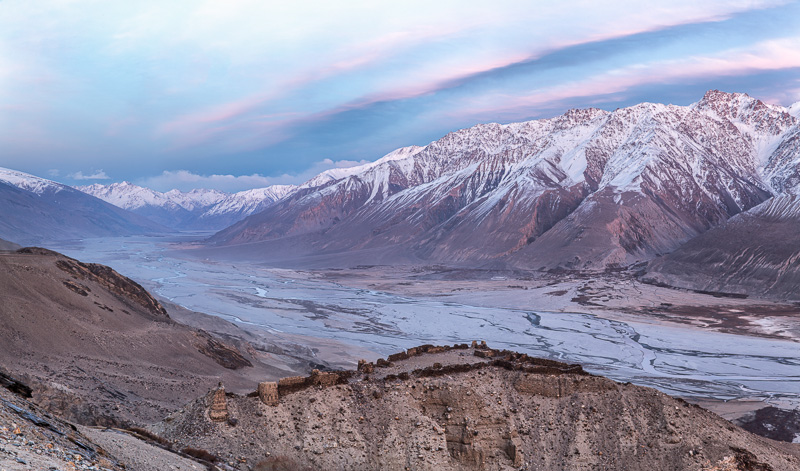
<box><xmin>207</xmin><ymin>382</ymin><xmax>229</xmax><ymax>422</ymax></box>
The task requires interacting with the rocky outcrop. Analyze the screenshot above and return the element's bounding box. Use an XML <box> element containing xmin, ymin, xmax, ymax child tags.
<box><xmin>156</xmin><ymin>344</ymin><xmax>800</xmax><ymax>470</ymax></box>
<box><xmin>52</xmin><ymin>254</ymin><xmax>169</xmax><ymax>319</ymax></box>
<box><xmin>16</xmin><ymin>247</ymin><xmax>169</xmax><ymax>318</ymax></box>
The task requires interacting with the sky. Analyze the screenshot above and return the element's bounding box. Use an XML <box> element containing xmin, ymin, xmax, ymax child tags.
<box><xmin>1</xmin><ymin>0</ymin><xmax>800</xmax><ymax>192</ymax></box>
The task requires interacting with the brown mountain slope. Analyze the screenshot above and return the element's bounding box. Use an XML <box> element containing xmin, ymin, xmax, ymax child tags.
<box><xmin>644</xmin><ymin>195</ymin><xmax>800</xmax><ymax>300</ymax></box>
<box><xmin>0</xmin><ymin>248</ymin><xmax>300</xmax><ymax>427</ymax></box>
<box><xmin>154</xmin><ymin>345</ymin><xmax>800</xmax><ymax>471</ymax></box>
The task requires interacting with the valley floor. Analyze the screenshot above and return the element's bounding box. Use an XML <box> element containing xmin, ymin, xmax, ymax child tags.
<box><xmin>47</xmin><ymin>235</ymin><xmax>800</xmax><ymax>421</ymax></box>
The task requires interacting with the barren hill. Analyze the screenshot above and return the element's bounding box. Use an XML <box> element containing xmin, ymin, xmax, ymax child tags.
<box><xmin>0</xmin><ymin>248</ymin><xmax>315</xmax><ymax>427</ymax></box>
<box><xmin>154</xmin><ymin>344</ymin><xmax>800</xmax><ymax>471</ymax></box>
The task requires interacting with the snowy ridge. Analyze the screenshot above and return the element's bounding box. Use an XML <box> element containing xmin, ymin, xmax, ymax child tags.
<box><xmin>78</xmin><ymin>182</ymin><xmax>178</xmax><ymax>210</ymax></box>
<box><xmin>748</xmin><ymin>194</ymin><xmax>800</xmax><ymax>221</ymax></box>
<box><xmin>0</xmin><ymin>168</ymin><xmax>166</xmax><ymax>244</ymax></box>
<box><xmin>202</xmin><ymin>185</ymin><xmax>296</xmax><ymax>217</ymax></box>
<box><xmin>300</xmin><ymin>146</ymin><xmax>424</xmax><ymax>189</ymax></box>
<box><xmin>77</xmin><ymin>181</ymin><xmax>298</xmax><ymax>229</ymax></box>
<box><xmin>163</xmin><ymin>188</ymin><xmax>227</xmax><ymax>211</ymax></box>
<box><xmin>0</xmin><ymin>167</ymin><xmax>70</xmax><ymax>195</ymax></box>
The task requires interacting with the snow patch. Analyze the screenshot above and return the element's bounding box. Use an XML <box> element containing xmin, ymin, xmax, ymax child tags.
<box><xmin>789</xmin><ymin>101</ymin><xmax>800</xmax><ymax>118</ymax></box>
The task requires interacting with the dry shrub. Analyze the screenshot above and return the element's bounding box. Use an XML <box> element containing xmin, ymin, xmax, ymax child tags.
<box><xmin>127</xmin><ymin>427</ymin><xmax>171</xmax><ymax>448</ymax></box>
<box><xmin>181</xmin><ymin>447</ymin><xmax>218</xmax><ymax>463</ymax></box>
<box><xmin>253</xmin><ymin>456</ymin><xmax>312</xmax><ymax>471</ymax></box>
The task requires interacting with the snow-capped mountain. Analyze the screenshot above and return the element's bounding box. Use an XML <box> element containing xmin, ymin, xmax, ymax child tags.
<box><xmin>209</xmin><ymin>90</ymin><xmax>799</xmax><ymax>273</ymax></box>
<box><xmin>0</xmin><ymin>168</ymin><xmax>166</xmax><ymax>244</ymax></box>
<box><xmin>77</xmin><ymin>182</ymin><xmax>297</xmax><ymax>230</ymax></box>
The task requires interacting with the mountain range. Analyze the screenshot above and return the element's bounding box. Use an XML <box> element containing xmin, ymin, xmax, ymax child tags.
<box><xmin>205</xmin><ymin>91</ymin><xmax>799</xmax><ymax>295</ymax></box>
<box><xmin>2</xmin><ymin>90</ymin><xmax>798</xmax><ymax>299</ymax></box>
<box><xmin>77</xmin><ymin>181</ymin><xmax>296</xmax><ymax>230</ymax></box>
<box><xmin>0</xmin><ymin>167</ymin><xmax>166</xmax><ymax>245</ymax></box>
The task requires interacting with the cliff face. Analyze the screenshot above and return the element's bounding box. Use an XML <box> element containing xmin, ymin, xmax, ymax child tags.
<box><xmin>154</xmin><ymin>345</ymin><xmax>800</xmax><ymax>471</ymax></box>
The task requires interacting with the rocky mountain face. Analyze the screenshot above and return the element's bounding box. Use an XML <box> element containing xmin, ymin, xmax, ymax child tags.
<box><xmin>153</xmin><ymin>344</ymin><xmax>800</xmax><ymax>470</ymax></box>
<box><xmin>644</xmin><ymin>194</ymin><xmax>800</xmax><ymax>300</ymax></box>
<box><xmin>208</xmin><ymin>91</ymin><xmax>798</xmax><ymax>273</ymax></box>
<box><xmin>0</xmin><ymin>247</ymin><xmax>302</xmax><ymax>427</ymax></box>
<box><xmin>77</xmin><ymin>181</ymin><xmax>296</xmax><ymax>230</ymax></box>
<box><xmin>0</xmin><ymin>168</ymin><xmax>166</xmax><ymax>245</ymax></box>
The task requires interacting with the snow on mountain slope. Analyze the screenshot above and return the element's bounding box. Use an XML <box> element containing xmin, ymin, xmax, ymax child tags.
<box><xmin>209</xmin><ymin>91</ymin><xmax>799</xmax><ymax>270</ymax></box>
<box><xmin>79</xmin><ymin>182</ymin><xmax>181</xmax><ymax>210</ymax></box>
<box><xmin>203</xmin><ymin>185</ymin><xmax>296</xmax><ymax>217</ymax></box>
<box><xmin>78</xmin><ymin>182</ymin><xmax>297</xmax><ymax>230</ymax></box>
<box><xmin>789</xmin><ymin>101</ymin><xmax>800</xmax><ymax>118</ymax></box>
<box><xmin>0</xmin><ymin>167</ymin><xmax>70</xmax><ymax>195</ymax></box>
<box><xmin>300</xmin><ymin>146</ymin><xmax>424</xmax><ymax>190</ymax></box>
<box><xmin>0</xmin><ymin>168</ymin><xmax>166</xmax><ymax>244</ymax></box>
<box><xmin>163</xmin><ymin>188</ymin><xmax>227</xmax><ymax>211</ymax></box>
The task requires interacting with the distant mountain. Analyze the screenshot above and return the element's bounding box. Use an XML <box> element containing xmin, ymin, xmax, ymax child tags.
<box><xmin>77</xmin><ymin>182</ymin><xmax>296</xmax><ymax>230</ymax></box>
<box><xmin>0</xmin><ymin>237</ymin><xmax>20</xmax><ymax>251</ymax></box>
<box><xmin>208</xmin><ymin>91</ymin><xmax>799</xmax><ymax>274</ymax></box>
<box><xmin>0</xmin><ymin>167</ymin><xmax>166</xmax><ymax>245</ymax></box>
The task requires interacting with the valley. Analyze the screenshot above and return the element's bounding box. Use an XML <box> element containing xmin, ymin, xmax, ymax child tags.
<box><xmin>48</xmin><ymin>234</ymin><xmax>800</xmax><ymax>420</ymax></box>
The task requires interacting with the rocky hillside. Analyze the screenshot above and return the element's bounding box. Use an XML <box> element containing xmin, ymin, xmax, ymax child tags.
<box><xmin>644</xmin><ymin>195</ymin><xmax>800</xmax><ymax>300</ymax></box>
<box><xmin>0</xmin><ymin>167</ymin><xmax>166</xmax><ymax>245</ymax></box>
<box><xmin>78</xmin><ymin>181</ymin><xmax>297</xmax><ymax>230</ymax></box>
<box><xmin>154</xmin><ymin>344</ymin><xmax>800</xmax><ymax>471</ymax></box>
<box><xmin>208</xmin><ymin>91</ymin><xmax>798</xmax><ymax>272</ymax></box>
<box><xmin>0</xmin><ymin>248</ymin><xmax>314</xmax><ymax>427</ymax></box>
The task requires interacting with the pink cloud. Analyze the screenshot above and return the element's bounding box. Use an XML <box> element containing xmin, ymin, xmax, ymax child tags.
<box><xmin>443</xmin><ymin>37</ymin><xmax>800</xmax><ymax>121</ymax></box>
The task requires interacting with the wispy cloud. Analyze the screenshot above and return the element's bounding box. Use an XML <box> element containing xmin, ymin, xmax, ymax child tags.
<box><xmin>69</xmin><ymin>169</ymin><xmax>110</xmax><ymax>180</ymax></box>
<box><xmin>1</xmin><ymin>0</ymin><xmax>798</xmax><ymax>183</ymax></box>
<box><xmin>150</xmin><ymin>1</ymin><xmax>793</xmax><ymax>142</ymax></box>
<box><xmin>442</xmin><ymin>37</ymin><xmax>800</xmax><ymax>123</ymax></box>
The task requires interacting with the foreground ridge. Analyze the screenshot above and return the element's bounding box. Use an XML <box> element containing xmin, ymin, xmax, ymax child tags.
<box><xmin>154</xmin><ymin>343</ymin><xmax>800</xmax><ymax>471</ymax></box>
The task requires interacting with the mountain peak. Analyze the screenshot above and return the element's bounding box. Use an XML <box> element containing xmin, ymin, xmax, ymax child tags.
<box><xmin>695</xmin><ymin>89</ymin><xmax>757</xmax><ymax>116</ymax></box>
